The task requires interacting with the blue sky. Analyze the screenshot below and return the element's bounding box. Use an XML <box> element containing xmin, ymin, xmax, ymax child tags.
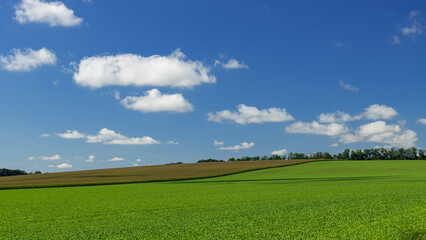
<box><xmin>1</xmin><ymin>0</ymin><xmax>426</xmax><ymax>172</ymax></box>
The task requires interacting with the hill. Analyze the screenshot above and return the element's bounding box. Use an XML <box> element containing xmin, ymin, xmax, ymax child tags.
<box><xmin>0</xmin><ymin>159</ymin><xmax>317</xmax><ymax>189</ymax></box>
<box><xmin>0</xmin><ymin>160</ymin><xmax>424</xmax><ymax>239</ymax></box>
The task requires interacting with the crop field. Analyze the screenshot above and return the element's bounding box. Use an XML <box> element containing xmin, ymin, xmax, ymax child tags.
<box><xmin>0</xmin><ymin>159</ymin><xmax>315</xmax><ymax>188</ymax></box>
<box><xmin>0</xmin><ymin>160</ymin><xmax>424</xmax><ymax>239</ymax></box>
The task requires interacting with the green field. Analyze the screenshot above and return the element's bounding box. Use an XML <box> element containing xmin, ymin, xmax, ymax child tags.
<box><xmin>0</xmin><ymin>160</ymin><xmax>424</xmax><ymax>239</ymax></box>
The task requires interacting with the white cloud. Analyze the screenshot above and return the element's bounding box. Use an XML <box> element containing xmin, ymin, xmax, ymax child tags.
<box><xmin>339</xmin><ymin>121</ymin><xmax>417</xmax><ymax>148</ymax></box>
<box><xmin>39</xmin><ymin>154</ymin><xmax>61</xmax><ymax>160</ymax></box>
<box><xmin>121</xmin><ymin>89</ymin><xmax>194</xmax><ymax>113</ymax></box>
<box><xmin>362</xmin><ymin>104</ymin><xmax>397</xmax><ymax>120</ymax></box>
<box><xmin>392</xmin><ymin>36</ymin><xmax>401</xmax><ymax>44</ymax></box>
<box><xmin>58</xmin><ymin>130</ymin><xmax>86</xmax><ymax>139</ymax></box>
<box><xmin>27</xmin><ymin>156</ymin><xmax>35</xmax><ymax>160</ymax></box>
<box><xmin>286</xmin><ymin>121</ymin><xmax>349</xmax><ymax>136</ymax></box>
<box><xmin>218</xmin><ymin>142</ymin><xmax>254</xmax><ymax>151</ymax></box>
<box><xmin>133</xmin><ymin>163</ymin><xmax>139</xmax><ymax>166</ymax></box>
<box><xmin>166</xmin><ymin>141</ymin><xmax>180</xmax><ymax>145</ymax></box>
<box><xmin>213</xmin><ymin>140</ymin><xmax>224</xmax><ymax>146</ymax></box>
<box><xmin>271</xmin><ymin>148</ymin><xmax>287</xmax><ymax>156</ymax></box>
<box><xmin>317</xmin><ymin>104</ymin><xmax>397</xmax><ymax>123</ymax></box>
<box><xmin>416</xmin><ymin>118</ymin><xmax>426</xmax><ymax>125</ymax></box>
<box><xmin>339</xmin><ymin>79</ymin><xmax>359</xmax><ymax>92</ymax></box>
<box><xmin>108</xmin><ymin>157</ymin><xmax>125</xmax><ymax>162</ymax></box>
<box><xmin>86</xmin><ymin>128</ymin><xmax>160</xmax><ymax>145</ymax></box>
<box><xmin>215</xmin><ymin>58</ymin><xmax>248</xmax><ymax>69</ymax></box>
<box><xmin>399</xmin><ymin>11</ymin><xmax>424</xmax><ymax>39</ymax></box>
<box><xmin>48</xmin><ymin>164</ymin><xmax>55</xmax><ymax>168</ymax></box>
<box><xmin>85</xmin><ymin>155</ymin><xmax>95</xmax><ymax>162</ymax></box>
<box><xmin>331</xmin><ymin>143</ymin><xmax>339</xmax><ymax>147</ymax></box>
<box><xmin>73</xmin><ymin>49</ymin><xmax>216</xmax><ymax>88</ymax></box>
<box><xmin>136</xmin><ymin>159</ymin><xmax>142</xmax><ymax>162</ymax></box>
<box><xmin>14</xmin><ymin>0</ymin><xmax>82</xmax><ymax>27</ymax></box>
<box><xmin>40</xmin><ymin>133</ymin><xmax>50</xmax><ymax>137</ymax></box>
<box><xmin>318</xmin><ymin>111</ymin><xmax>358</xmax><ymax>123</ymax></box>
<box><xmin>208</xmin><ymin>104</ymin><xmax>294</xmax><ymax>125</ymax></box>
<box><xmin>0</xmin><ymin>48</ymin><xmax>56</xmax><ymax>71</ymax></box>
<box><xmin>57</xmin><ymin>163</ymin><xmax>72</xmax><ymax>168</ymax></box>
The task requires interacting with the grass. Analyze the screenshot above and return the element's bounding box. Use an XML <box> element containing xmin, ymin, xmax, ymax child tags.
<box><xmin>0</xmin><ymin>159</ymin><xmax>316</xmax><ymax>189</ymax></box>
<box><xmin>0</xmin><ymin>160</ymin><xmax>424</xmax><ymax>239</ymax></box>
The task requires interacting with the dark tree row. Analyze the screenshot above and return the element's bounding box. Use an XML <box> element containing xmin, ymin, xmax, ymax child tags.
<box><xmin>197</xmin><ymin>159</ymin><xmax>225</xmax><ymax>163</ymax></box>
<box><xmin>197</xmin><ymin>147</ymin><xmax>426</xmax><ymax>163</ymax></box>
<box><xmin>300</xmin><ymin>147</ymin><xmax>425</xmax><ymax>160</ymax></box>
<box><xmin>0</xmin><ymin>168</ymin><xmax>42</xmax><ymax>177</ymax></box>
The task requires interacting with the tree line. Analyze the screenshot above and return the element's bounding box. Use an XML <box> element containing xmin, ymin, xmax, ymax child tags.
<box><xmin>0</xmin><ymin>168</ymin><xmax>41</xmax><ymax>177</ymax></box>
<box><xmin>197</xmin><ymin>147</ymin><xmax>426</xmax><ymax>163</ymax></box>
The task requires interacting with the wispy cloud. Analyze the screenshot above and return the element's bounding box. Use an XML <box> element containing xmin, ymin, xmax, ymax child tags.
<box><xmin>58</xmin><ymin>128</ymin><xmax>160</xmax><ymax>145</ymax></box>
<box><xmin>215</xmin><ymin>58</ymin><xmax>248</xmax><ymax>69</ymax></box>
<box><xmin>108</xmin><ymin>157</ymin><xmax>125</xmax><ymax>162</ymax></box>
<box><xmin>39</xmin><ymin>154</ymin><xmax>61</xmax><ymax>161</ymax></box>
<box><xmin>218</xmin><ymin>142</ymin><xmax>254</xmax><ymax>151</ymax></box>
<box><xmin>416</xmin><ymin>118</ymin><xmax>426</xmax><ymax>125</ymax></box>
<box><xmin>339</xmin><ymin>79</ymin><xmax>359</xmax><ymax>92</ymax></box>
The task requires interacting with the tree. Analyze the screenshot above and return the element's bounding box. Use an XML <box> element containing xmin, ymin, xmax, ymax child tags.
<box><xmin>419</xmin><ymin>149</ymin><xmax>425</xmax><ymax>160</ymax></box>
<box><xmin>323</xmin><ymin>152</ymin><xmax>332</xmax><ymax>159</ymax></box>
<box><xmin>343</xmin><ymin>149</ymin><xmax>350</xmax><ymax>159</ymax></box>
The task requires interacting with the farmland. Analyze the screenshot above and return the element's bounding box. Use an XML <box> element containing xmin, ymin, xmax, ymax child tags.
<box><xmin>0</xmin><ymin>159</ymin><xmax>315</xmax><ymax>188</ymax></box>
<box><xmin>0</xmin><ymin>160</ymin><xmax>425</xmax><ymax>239</ymax></box>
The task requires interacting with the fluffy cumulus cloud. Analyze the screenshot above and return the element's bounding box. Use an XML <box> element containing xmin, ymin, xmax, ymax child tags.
<box><xmin>339</xmin><ymin>121</ymin><xmax>417</xmax><ymax>148</ymax></box>
<box><xmin>0</xmin><ymin>48</ymin><xmax>56</xmax><ymax>71</ymax></box>
<box><xmin>317</xmin><ymin>104</ymin><xmax>397</xmax><ymax>123</ymax></box>
<box><xmin>39</xmin><ymin>154</ymin><xmax>61</xmax><ymax>160</ymax></box>
<box><xmin>271</xmin><ymin>148</ymin><xmax>287</xmax><ymax>156</ymax></box>
<box><xmin>86</xmin><ymin>128</ymin><xmax>160</xmax><ymax>145</ymax></box>
<box><xmin>208</xmin><ymin>104</ymin><xmax>294</xmax><ymax>125</ymax></box>
<box><xmin>213</xmin><ymin>140</ymin><xmax>224</xmax><ymax>146</ymax></box>
<box><xmin>58</xmin><ymin>130</ymin><xmax>86</xmax><ymax>139</ymax></box>
<box><xmin>85</xmin><ymin>155</ymin><xmax>95</xmax><ymax>162</ymax></box>
<box><xmin>215</xmin><ymin>58</ymin><xmax>248</xmax><ymax>69</ymax></box>
<box><xmin>318</xmin><ymin>111</ymin><xmax>357</xmax><ymax>123</ymax></box>
<box><xmin>362</xmin><ymin>104</ymin><xmax>398</xmax><ymax>120</ymax></box>
<box><xmin>287</xmin><ymin>104</ymin><xmax>415</xmax><ymax>148</ymax></box>
<box><xmin>120</xmin><ymin>89</ymin><xmax>194</xmax><ymax>113</ymax></box>
<box><xmin>218</xmin><ymin>142</ymin><xmax>254</xmax><ymax>151</ymax></box>
<box><xmin>57</xmin><ymin>163</ymin><xmax>72</xmax><ymax>168</ymax></box>
<box><xmin>339</xmin><ymin>79</ymin><xmax>359</xmax><ymax>92</ymax></box>
<box><xmin>73</xmin><ymin>49</ymin><xmax>216</xmax><ymax>88</ymax></box>
<box><xmin>417</xmin><ymin>119</ymin><xmax>426</xmax><ymax>125</ymax></box>
<box><xmin>14</xmin><ymin>0</ymin><xmax>82</xmax><ymax>27</ymax></box>
<box><xmin>108</xmin><ymin>157</ymin><xmax>125</xmax><ymax>162</ymax></box>
<box><xmin>286</xmin><ymin>121</ymin><xmax>349</xmax><ymax>136</ymax></box>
